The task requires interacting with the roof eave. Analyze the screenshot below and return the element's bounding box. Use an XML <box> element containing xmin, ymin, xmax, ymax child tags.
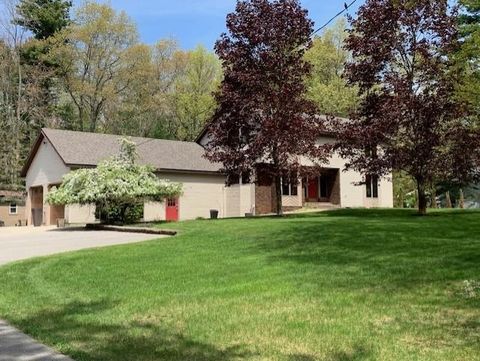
<box><xmin>21</xmin><ymin>129</ymin><xmax>70</xmax><ymax>178</ymax></box>
<box><xmin>64</xmin><ymin>163</ymin><xmax>223</xmax><ymax>175</ymax></box>
<box><xmin>156</xmin><ymin>168</ymin><xmax>223</xmax><ymax>175</ymax></box>
<box><xmin>20</xmin><ymin>131</ymin><xmax>45</xmax><ymax>178</ymax></box>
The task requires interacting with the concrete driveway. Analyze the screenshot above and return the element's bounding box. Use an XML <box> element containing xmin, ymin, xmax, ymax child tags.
<box><xmin>0</xmin><ymin>226</ymin><xmax>165</xmax><ymax>266</ymax></box>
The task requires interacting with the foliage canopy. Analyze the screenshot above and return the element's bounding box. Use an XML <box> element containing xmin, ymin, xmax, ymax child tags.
<box><xmin>205</xmin><ymin>0</ymin><xmax>328</xmax><ymax>214</ymax></box>
<box><xmin>336</xmin><ymin>0</ymin><xmax>478</xmax><ymax>215</ymax></box>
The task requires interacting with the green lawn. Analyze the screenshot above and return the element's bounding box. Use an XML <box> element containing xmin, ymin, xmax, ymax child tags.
<box><xmin>0</xmin><ymin>209</ymin><xmax>479</xmax><ymax>361</ymax></box>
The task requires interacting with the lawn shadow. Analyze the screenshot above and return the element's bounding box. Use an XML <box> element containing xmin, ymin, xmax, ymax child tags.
<box><xmin>12</xmin><ymin>299</ymin><xmax>254</xmax><ymax>361</ymax></box>
<box><xmin>323</xmin><ymin>344</ymin><xmax>373</xmax><ymax>361</ymax></box>
<box><xmin>288</xmin><ymin>354</ymin><xmax>317</xmax><ymax>361</ymax></box>
<box><xmin>249</xmin><ymin>210</ymin><xmax>480</xmax><ymax>291</ymax></box>
<box><xmin>287</xmin><ymin>343</ymin><xmax>373</xmax><ymax>361</ymax></box>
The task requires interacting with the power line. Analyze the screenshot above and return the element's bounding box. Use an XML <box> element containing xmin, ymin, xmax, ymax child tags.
<box><xmin>312</xmin><ymin>0</ymin><xmax>359</xmax><ymax>36</ymax></box>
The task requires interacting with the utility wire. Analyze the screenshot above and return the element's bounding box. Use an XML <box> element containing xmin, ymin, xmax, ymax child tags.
<box><xmin>130</xmin><ymin>1</ymin><xmax>362</xmax><ymax>145</ymax></box>
<box><xmin>312</xmin><ymin>0</ymin><xmax>359</xmax><ymax>36</ymax></box>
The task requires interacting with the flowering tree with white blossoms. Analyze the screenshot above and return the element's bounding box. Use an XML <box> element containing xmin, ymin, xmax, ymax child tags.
<box><xmin>47</xmin><ymin>138</ymin><xmax>183</xmax><ymax>224</ymax></box>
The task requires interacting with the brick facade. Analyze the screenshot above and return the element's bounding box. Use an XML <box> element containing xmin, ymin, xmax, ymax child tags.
<box><xmin>255</xmin><ymin>184</ymin><xmax>274</xmax><ymax>214</ymax></box>
<box><xmin>330</xmin><ymin>170</ymin><xmax>341</xmax><ymax>205</ymax></box>
<box><xmin>254</xmin><ymin>164</ymin><xmax>278</xmax><ymax>215</ymax></box>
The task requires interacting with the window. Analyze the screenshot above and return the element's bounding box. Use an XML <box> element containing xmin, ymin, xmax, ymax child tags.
<box><xmin>167</xmin><ymin>198</ymin><xmax>177</xmax><ymax>207</ymax></box>
<box><xmin>366</xmin><ymin>175</ymin><xmax>379</xmax><ymax>198</ymax></box>
<box><xmin>9</xmin><ymin>203</ymin><xmax>17</xmax><ymax>215</ymax></box>
<box><xmin>282</xmin><ymin>178</ymin><xmax>298</xmax><ymax>196</ymax></box>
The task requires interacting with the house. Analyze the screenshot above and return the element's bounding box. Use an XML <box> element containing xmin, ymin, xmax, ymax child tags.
<box><xmin>0</xmin><ymin>189</ymin><xmax>27</xmax><ymax>227</ymax></box>
<box><xmin>21</xmin><ymin>127</ymin><xmax>393</xmax><ymax>226</ymax></box>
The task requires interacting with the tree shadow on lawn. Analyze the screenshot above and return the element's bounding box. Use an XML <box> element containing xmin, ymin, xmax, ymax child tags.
<box><xmin>248</xmin><ymin>211</ymin><xmax>480</xmax><ymax>354</ymax></box>
<box><xmin>250</xmin><ymin>211</ymin><xmax>480</xmax><ymax>291</ymax></box>
<box><xmin>288</xmin><ymin>343</ymin><xmax>373</xmax><ymax>361</ymax></box>
<box><xmin>12</xmin><ymin>299</ymin><xmax>254</xmax><ymax>361</ymax></box>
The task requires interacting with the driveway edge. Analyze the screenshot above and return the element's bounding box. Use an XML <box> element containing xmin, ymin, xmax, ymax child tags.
<box><xmin>0</xmin><ymin>320</ymin><xmax>74</xmax><ymax>361</ymax></box>
<box><xmin>85</xmin><ymin>224</ymin><xmax>177</xmax><ymax>236</ymax></box>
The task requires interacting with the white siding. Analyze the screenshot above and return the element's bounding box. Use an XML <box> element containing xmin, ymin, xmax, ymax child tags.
<box><xmin>25</xmin><ymin>138</ymin><xmax>69</xmax><ymax>189</ymax></box>
<box><xmin>65</xmin><ymin>204</ymin><xmax>96</xmax><ymax>224</ymax></box>
<box><xmin>225</xmin><ymin>185</ymin><xmax>240</xmax><ymax>217</ymax></box>
<box><xmin>144</xmin><ymin>201</ymin><xmax>166</xmax><ymax>222</ymax></box>
<box><xmin>156</xmin><ymin>172</ymin><xmax>227</xmax><ymax>221</ymax></box>
<box><xmin>224</xmin><ymin>183</ymin><xmax>255</xmax><ymax>217</ymax></box>
<box><xmin>239</xmin><ymin>183</ymin><xmax>255</xmax><ymax>215</ymax></box>
<box><xmin>380</xmin><ymin>178</ymin><xmax>394</xmax><ymax>207</ymax></box>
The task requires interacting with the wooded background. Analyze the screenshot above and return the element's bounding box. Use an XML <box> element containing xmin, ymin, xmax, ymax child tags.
<box><xmin>0</xmin><ymin>0</ymin><xmax>356</xmax><ymax>191</ymax></box>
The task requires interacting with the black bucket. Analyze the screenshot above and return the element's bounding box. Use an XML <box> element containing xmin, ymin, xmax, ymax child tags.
<box><xmin>210</xmin><ymin>209</ymin><xmax>219</xmax><ymax>219</ymax></box>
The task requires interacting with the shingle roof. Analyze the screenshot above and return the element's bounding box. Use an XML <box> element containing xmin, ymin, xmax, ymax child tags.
<box><xmin>22</xmin><ymin>129</ymin><xmax>222</xmax><ymax>176</ymax></box>
<box><xmin>0</xmin><ymin>190</ymin><xmax>26</xmax><ymax>204</ymax></box>
<box><xmin>0</xmin><ymin>190</ymin><xmax>25</xmax><ymax>199</ymax></box>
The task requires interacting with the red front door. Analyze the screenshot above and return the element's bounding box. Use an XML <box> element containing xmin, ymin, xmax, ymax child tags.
<box><xmin>166</xmin><ymin>198</ymin><xmax>179</xmax><ymax>221</ymax></box>
<box><xmin>308</xmin><ymin>178</ymin><xmax>319</xmax><ymax>200</ymax></box>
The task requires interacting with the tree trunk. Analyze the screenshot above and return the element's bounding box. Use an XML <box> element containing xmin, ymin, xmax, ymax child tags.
<box><xmin>14</xmin><ymin>53</ymin><xmax>22</xmax><ymax>187</ymax></box>
<box><xmin>445</xmin><ymin>191</ymin><xmax>452</xmax><ymax>208</ymax></box>
<box><xmin>120</xmin><ymin>204</ymin><xmax>127</xmax><ymax>225</ymax></box>
<box><xmin>274</xmin><ymin>174</ymin><xmax>283</xmax><ymax>216</ymax></box>
<box><xmin>416</xmin><ymin>179</ymin><xmax>427</xmax><ymax>215</ymax></box>
<box><xmin>90</xmin><ymin>106</ymin><xmax>98</xmax><ymax>133</ymax></box>
<box><xmin>459</xmin><ymin>188</ymin><xmax>465</xmax><ymax>209</ymax></box>
<box><xmin>431</xmin><ymin>186</ymin><xmax>437</xmax><ymax>209</ymax></box>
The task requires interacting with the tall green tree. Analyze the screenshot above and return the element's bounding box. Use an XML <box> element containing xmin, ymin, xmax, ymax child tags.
<box><xmin>49</xmin><ymin>2</ymin><xmax>144</xmax><ymax>132</ymax></box>
<box><xmin>12</xmin><ymin>0</ymin><xmax>73</xmax><ymax>154</ymax></box>
<box><xmin>14</xmin><ymin>0</ymin><xmax>72</xmax><ymax>40</ymax></box>
<box><xmin>106</xmin><ymin>41</ymin><xmax>221</xmax><ymax>141</ymax></box>
<box><xmin>305</xmin><ymin>19</ymin><xmax>358</xmax><ymax>117</ymax></box>
<box><xmin>457</xmin><ymin>0</ymin><xmax>480</xmax><ymax>114</ymax></box>
<box><xmin>450</xmin><ymin>0</ymin><xmax>480</xmax><ymax>192</ymax></box>
<box><xmin>172</xmin><ymin>45</ymin><xmax>222</xmax><ymax>141</ymax></box>
<box><xmin>0</xmin><ymin>0</ymin><xmax>29</xmax><ymax>189</ymax></box>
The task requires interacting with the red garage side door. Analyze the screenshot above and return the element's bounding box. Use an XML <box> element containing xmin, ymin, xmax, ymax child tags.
<box><xmin>166</xmin><ymin>198</ymin><xmax>179</xmax><ymax>222</ymax></box>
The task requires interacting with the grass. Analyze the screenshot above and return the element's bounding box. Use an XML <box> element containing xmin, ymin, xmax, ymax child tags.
<box><xmin>0</xmin><ymin>209</ymin><xmax>479</xmax><ymax>361</ymax></box>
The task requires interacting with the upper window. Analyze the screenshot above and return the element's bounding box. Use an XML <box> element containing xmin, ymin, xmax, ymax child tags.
<box><xmin>366</xmin><ymin>175</ymin><xmax>379</xmax><ymax>198</ymax></box>
<box><xmin>282</xmin><ymin>178</ymin><xmax>298</xmax><ymax>196</ymax></box>
<box><xmin>9</xmin><ymin>203</ymin><xmax>17</xmax><ymax>215</ymax></box>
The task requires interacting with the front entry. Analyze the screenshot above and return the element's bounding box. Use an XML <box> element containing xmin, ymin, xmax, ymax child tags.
<box><xmin>304</xmin><ymin>170</ymin><xmax>340</xmax><ymax>204</ymax></box>
<box><xmin>166</xmin><ymin>198</ymin><xmax>179</xmax><ymax>222</ymax></box>
<box><xmin>308</xmin><ymin>178</ymin><xmax>319</xmax><ymax>199</ymax></box>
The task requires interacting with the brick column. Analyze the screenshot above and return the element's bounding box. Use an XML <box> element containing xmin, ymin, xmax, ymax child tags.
<box><xmin>43</xmin><ymin>184</ymin><xmax>50</xmax><ymax>226</ymax></box>
<box><xmin>25</xmin><ymin>188</ymin><xmax>32</xmax><ymax>226</ymax></box>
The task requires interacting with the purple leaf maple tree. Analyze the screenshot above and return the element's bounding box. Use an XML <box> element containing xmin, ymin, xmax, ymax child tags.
<box><xmin>204</xmin><ymin>0</ymin><xmax>328</xmax><ymax>215</ymax></box>
<box><xmin>335</xmin><ymin>0</ymin><xmax>479</xmax><ymax>215</ymax></box>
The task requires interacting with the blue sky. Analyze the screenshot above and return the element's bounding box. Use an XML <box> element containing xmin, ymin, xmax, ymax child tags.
<box><xmin>73</xmin><ymin>0</ymin><xmax>364</xmax><ymax>49</ymax></box>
